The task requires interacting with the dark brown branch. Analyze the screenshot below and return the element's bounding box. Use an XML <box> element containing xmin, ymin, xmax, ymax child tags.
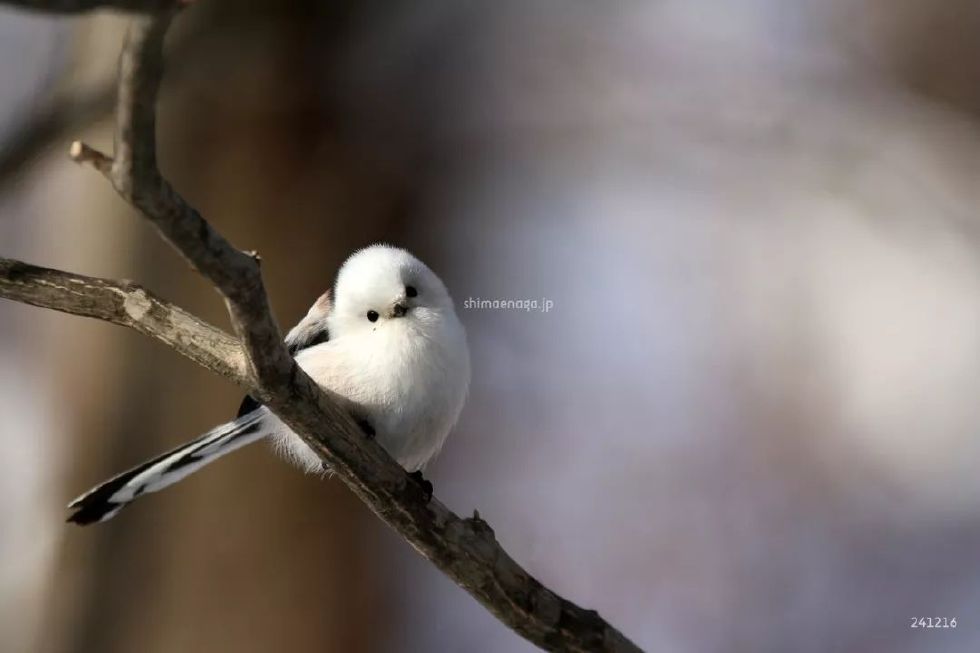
<box><xmin>0</xmin><ymin>257</ymin><xmax>247</xmax><ymax>383</ymax></box>
<box><xmin>1</xmin><ymin>0</ymin><xmax>172</xmax><ymax>13</ymax></box>
<box><xmin>0</xmin><ymin>8</ymin><xmax>645</xmax><ymax>653</ymax></box>
<box><xmin>74</xmin><ymin>11</ymin><xmax>295</xmax><ymax>392</ymax></box>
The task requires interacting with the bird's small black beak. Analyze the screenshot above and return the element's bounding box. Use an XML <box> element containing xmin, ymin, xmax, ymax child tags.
<box><xmin>392</xmin><ymin>303</ymin><xmax>409</xmax><ymax>318</ymax></box>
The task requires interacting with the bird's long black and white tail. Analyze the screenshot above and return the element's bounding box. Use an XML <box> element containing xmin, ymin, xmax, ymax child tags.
<box><xmin>67</xmin><ymin>410</ymin><xmax>268</xmax><ymax>525</ymax></box>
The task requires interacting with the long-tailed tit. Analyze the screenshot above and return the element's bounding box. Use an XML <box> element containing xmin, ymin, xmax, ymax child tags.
<box><xmin>67</xmin><ymin>244</ymin><xmax>470</xmax><ymax>524</ymax></box>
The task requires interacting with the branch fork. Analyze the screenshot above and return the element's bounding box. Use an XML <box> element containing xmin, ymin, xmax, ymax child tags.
<box><xmin>0</xmin><ymin>4</ymin><xmax>644</xmax><ymax>652</ymax></box>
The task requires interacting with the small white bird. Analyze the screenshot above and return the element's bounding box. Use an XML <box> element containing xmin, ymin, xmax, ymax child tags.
<box><xmin>67</xmin><ymin>244</ymin><xmax>470</xmax><ymax>524</ymax></box>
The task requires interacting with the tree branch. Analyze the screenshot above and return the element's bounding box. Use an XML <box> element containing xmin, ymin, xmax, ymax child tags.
<box><xmin>1</xmin><ymin>0</ymin><xmax>172</xmax><ymax>13</ymax></box>
<box><xmin>0</xmin><ymin>257</ymin><xmax>247</xmax><ymax>382</ymax></box>
<box><xmin>0</xmin><ymin>5</ymin><xmax>645</xmax><ymax>652</ymax></box>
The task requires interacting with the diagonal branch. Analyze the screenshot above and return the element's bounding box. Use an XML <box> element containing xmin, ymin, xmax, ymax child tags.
<box><xmin>2</xmin><ymin>0</ymin><xmax>171</xmax><ymax>12</ymax></box>
<box><xmin>73</xmin><ymin>10</ymin><xmax>294</xmax><ymax>392</ymax></box>
<box><xmin>0</xmin><ymin>257</ymin><xmax>247</xmax><ymax>382</ymax></box>
<box><xmin>0</xmin><ymin>4</ymin><xmax>645</xmax><ymax>653</ymax></box>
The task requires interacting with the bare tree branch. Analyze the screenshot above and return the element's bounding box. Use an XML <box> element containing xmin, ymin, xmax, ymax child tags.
<box><xmin>0</xmin><ymin>5</ymin><xmax>645</xmax><ymax>652</ymax></box>
<box><xmin>0</xmin><ymin>257</ymin><xmax>248</xmax><ymax>382</ymax></box>
<box><xmin>73</xmin><ymin>12</ymin><xmax>295</xmax><ymax>392</ymax></box>
<box><xmin>1</xmin><ymin>0</ymin><xmax>171</xmax><ymax>13</ymax></box>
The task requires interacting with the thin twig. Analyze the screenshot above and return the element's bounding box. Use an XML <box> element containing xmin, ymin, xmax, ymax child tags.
<box><xmin>0</xmin><ymin>4</ymin><xmax>645</xmax><ymax>652</ymax></box>
<box><xmin>68</xmin><ymin>139</ymin><xmax>113</xmax><ymax>174</ymax></box>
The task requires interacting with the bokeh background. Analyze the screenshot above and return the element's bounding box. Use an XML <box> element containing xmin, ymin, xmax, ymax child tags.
<box><xmin>1</xmin><ymin>1</ymin><xmax>979</xmax><ymax>652</ymax></box>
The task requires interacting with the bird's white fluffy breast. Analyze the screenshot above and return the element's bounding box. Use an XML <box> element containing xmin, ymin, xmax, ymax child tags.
<box><xmin>286</xmin><ymin>309</ymin><xmax>469</xmax><ymax>471</ymax></box>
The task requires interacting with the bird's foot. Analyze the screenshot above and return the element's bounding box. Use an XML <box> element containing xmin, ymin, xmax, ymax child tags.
<box><xmin>408</xmin><ymin>470</ymin><xmax>433</xmax><ymax>503</ymax></box>
<box><xmin>356</xmin><ymin>417</ymin><xmax>375</xmax><ymax>439</ymax></box>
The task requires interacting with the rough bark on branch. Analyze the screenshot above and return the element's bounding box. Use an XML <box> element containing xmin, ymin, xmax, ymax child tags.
<box><xmin>0</xmin><ymin>4</ymin><xmax>645</xmax><ymax>652</ymax></box>
<box><xmin>2</xmin><ymin>0</ymin><xmax>171</xmax><ymax>13</ymax></box>
<box><xmin>0</xmin><ymin>257</ymin><xmax>247</xmax><ymax>383</ymax></box>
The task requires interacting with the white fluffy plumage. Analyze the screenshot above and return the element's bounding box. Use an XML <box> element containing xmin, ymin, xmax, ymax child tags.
<box><xmin>67</xmin><ymin>244</ymin><xmax>470</xmax><ymax>524</ymax></box>
<box><xmin>271</xmin><ymin>244</ymin><xmax>470</xmax><ymax>472</ymax></box>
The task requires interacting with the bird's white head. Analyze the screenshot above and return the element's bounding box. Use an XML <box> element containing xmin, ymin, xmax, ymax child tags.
<box><xmin>328</xmin><ymin>244</ymin><xmax>457</xmax><ymax>337</ymax></box>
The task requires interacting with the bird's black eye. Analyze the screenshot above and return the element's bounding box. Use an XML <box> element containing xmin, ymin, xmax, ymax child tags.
<box><xmin>367</xmin><ymin>310</ymin><xmax>379</xmax><ymax>322</ymax></box>
<box><xmin>405</xmin><ymin>285</ymin><xmax>418</xmax><ymax>298</ymax></box>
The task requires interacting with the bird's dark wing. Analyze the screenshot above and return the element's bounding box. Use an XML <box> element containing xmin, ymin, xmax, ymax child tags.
<box><xmin>236</xmin><ymin>289</ymin><xmax>332</xmax><ymax>418</ymax></box>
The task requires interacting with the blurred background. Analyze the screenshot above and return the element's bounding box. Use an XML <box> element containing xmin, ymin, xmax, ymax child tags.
<box><xmin>1</xmin><ymin>1</ymin><xmax>979</xmax><ymax>652</ymax></box>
